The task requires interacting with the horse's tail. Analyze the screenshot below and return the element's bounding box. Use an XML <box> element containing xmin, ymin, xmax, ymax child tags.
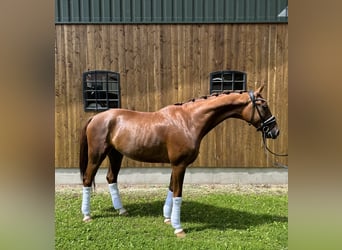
<box><xmin>79</xmin><ymin>117</ymin><xmax>93</xmax><ymax>183</ymax></box>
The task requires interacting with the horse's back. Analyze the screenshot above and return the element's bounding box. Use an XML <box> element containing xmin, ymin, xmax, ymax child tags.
<box><xmin>88</xmin><ymin>108</ymin><xmax>170</xmax><ymax>162</ymax></box>
<box><xmin>85</xmin><ymin>106</ymin><xmax>198</xmax><ymax>163</ymax></box>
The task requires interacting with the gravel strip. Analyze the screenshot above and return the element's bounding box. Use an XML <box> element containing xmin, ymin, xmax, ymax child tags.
<box><xmin>55</xmin><ymin>183</ymin><xmax>287</xmax><ymax>195</ymax></box>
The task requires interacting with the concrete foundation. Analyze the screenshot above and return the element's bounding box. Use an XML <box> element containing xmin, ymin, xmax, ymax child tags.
<box><xmin>55</xmin><ymin>167</ymin><xmax>288</xmax><ymax>185</ymax></box>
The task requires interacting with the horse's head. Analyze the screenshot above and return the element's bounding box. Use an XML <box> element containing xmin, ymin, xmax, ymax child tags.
<box><xmin>244</xmin><ymin>85</ymin><xmax>280</xmax><ymax>139</ymax></box>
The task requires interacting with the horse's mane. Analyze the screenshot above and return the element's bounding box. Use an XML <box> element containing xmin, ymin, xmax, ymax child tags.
<box><xmin>174</xmin><ymin>90</ymin><xmax>248</xmax><ymax>105</ymax></box>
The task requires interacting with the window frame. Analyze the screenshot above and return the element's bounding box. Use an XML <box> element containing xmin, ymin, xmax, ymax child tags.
<box><xmin>82</xmin><ymin>70</ymin><xmax>121</xmax><ymax>112</ymax></box>
<box><xmin>209</xmin><ymin>70</ymin><xmax>247</xmax><ymax>94</ymax></box>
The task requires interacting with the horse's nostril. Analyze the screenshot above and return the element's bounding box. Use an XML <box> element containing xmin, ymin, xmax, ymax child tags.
<box><xmin>276</xmin><ymin>130</ymin><xmax>280</xmax><ymax>137</ymax></box>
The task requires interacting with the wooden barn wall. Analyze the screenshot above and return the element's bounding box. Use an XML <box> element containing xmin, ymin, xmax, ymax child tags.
<box><xmin>55</xmin><ymin>23</ymin><xmax>288</xmax><ymax>168</ymax></box>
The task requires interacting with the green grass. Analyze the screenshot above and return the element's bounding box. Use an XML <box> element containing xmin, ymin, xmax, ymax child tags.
<box><xmin>55</xmin><ymin>186</ymin><xmax>287</xmax><ymax>250</ymax></box>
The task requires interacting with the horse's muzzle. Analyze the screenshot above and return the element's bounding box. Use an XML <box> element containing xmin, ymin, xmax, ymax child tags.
<box><xmin>265</xmin><ymin>127</ymin><xmax>280</xmax><ymax>139</ymax></box>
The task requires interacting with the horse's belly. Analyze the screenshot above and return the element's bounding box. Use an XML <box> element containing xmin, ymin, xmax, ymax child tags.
<box><xmin>121</xmin><ymin>146</ymin><xmax>170</xmax><ymax>163</ymax></box>
<box><xmin>115</xmin><ymin>139</ymin><xmax>170</xmax><ymax>163</ymax></box>
<box><xmin>111</xmin><ymin>122</ymin><xmax>171</xmax><ymax>163</ymax></box>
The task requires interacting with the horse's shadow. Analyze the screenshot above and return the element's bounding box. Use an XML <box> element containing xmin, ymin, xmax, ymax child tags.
<box><xmin>93</xmin><ymin>199</ymin><xmax>287</xmax><ymax>232</ymax></box>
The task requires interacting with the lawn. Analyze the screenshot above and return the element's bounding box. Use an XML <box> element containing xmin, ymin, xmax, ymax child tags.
<box><xmin>55</xmin><ymin>185</ymin><xmax>287</xmax><ymax>250</ymax></box>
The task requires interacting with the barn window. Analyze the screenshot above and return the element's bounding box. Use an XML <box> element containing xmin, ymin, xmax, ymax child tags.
<box><xmin>83</xmin><ymin>70</ymin><xmax>121</xmax><ymax>112</ymax></box>
<box><xmin>210</xmin><ymin>71</ymin><xmax>247</xmax><ymax>94</ymax></box>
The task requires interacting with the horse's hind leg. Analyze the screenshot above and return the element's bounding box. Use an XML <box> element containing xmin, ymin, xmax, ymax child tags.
<box><xmin>81</xmin><ymin>149</ymin><xmax>107</xmax><ymax>222</ymax></box>
<box><xmin>107</xmin><ymin>148</ymin><xmax>127</xmax><ymax>215</ymax></box>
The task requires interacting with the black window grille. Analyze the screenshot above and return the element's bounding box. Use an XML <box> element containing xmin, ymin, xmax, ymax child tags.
<box><xmin>210</xmin><ymin>70</ymin><xmax>247</xmax><ymax>94</ymax></box>
<box><xmin>83</xmin><ymin>70</ymin><xmax>121</xmax><ymax>111</ymax></box>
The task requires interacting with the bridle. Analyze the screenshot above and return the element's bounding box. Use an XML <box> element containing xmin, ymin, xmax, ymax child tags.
<box><xmin>248</xmin><ymin>91</ymin><xmax>277</xmax><ymax>135</ymax></box>
<box><xmin>248</xmin><ymin>91</ymin><xmax>288</xmax><ymax>159</ymax></box>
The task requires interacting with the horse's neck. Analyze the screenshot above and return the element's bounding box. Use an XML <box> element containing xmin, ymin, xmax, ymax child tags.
<box><xmin>187</xmin><ymin>93</ymin><xmax>247</xmax><ymax>138</ymax></box>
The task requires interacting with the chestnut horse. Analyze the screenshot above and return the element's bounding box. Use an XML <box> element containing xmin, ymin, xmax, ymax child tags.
<box><xmin>79</xmin><ymin>85</ymin><xmax>280</xmax><ymax>237</ymax></box>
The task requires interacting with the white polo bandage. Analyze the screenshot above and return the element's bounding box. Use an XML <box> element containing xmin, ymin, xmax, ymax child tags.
<box><xmin>81</xmin><ymin>186</ymin><xmax>91</xmax><ymax>216</ymax></box>
<box><xmin>108</xmin><ymin>183</ymin><xmax>123</xmax><ymax>210</ymax></box>
<box><xmin>171</xmin><ymin>197</ymin><xmax>183</xmax><ymax>232</ymax></box>
<box><xmin>163</xmin><ymin>190</ymin><xmax>173</xmax><ymax>219</ymax></box>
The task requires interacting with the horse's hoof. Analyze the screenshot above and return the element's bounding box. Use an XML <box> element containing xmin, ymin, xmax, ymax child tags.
<box><xmin>119</xmin><ymin>211</ymin><xmax>129</xmax><ymax>216</ymax></box>
<box><xmin>175</xmin><ymin>230</ymin><xmax>186</xmax><ymax>238</ymax></box>
<box><xmin>83</xmin><ymin>215</ymin><xmax>92</xmax><ymax>222</ymax></box>
<box><xmin>119</xmin><ymin>209</ymin><xmax>129</xmax><ymax>216</ymax></box>
<box><xmin>164</xmin><ymin>218</ymin><xmax>171</xmax><ymax>225</ymax></box>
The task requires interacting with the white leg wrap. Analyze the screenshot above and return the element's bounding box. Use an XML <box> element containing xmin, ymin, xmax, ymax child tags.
<box><xmin>163</xmin><ymin>190</ymin><xmax>173</xmax><ymax>220</ymax></box>
<box><xmin>171</xmin><ymin>197</ymin><xmax>183</xmax><ymax>233</ymax></box>
<box><xmin>81</xmin><ymin>186</ymin><xmax>91</xmax><ymax>216</ymax></box>
<box><xmin>108</xmin><ymin>183</ymin><xmax>125</xmax><ymax>212</ymax></box>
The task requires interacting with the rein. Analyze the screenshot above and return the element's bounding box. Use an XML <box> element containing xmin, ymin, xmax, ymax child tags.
<box><xmin>248</xmin><ymin>91</ymin><xmax>288</xmax><ymax>158</ymax></box>
<box><xmin>261</xmin><ymin>132</ymin><xmax>289</xmax><ymax>158</ymax></box>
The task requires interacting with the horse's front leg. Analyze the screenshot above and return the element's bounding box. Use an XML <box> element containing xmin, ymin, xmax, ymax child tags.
<box><xmin>163</xmin><ymin>172</ymin><xmax>174</xmax><ymax>224</ymax></box>
<box><xmin>169</xmin><ymin>165</ymin><xmax>187</xmax><ymax>238</ymax></box>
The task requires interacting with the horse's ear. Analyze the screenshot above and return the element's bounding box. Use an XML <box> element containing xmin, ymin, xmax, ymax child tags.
<box><xmin>254</xmin><ymin>84</ymin><xmax>265</xmax><ymax>95</ymax></box>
